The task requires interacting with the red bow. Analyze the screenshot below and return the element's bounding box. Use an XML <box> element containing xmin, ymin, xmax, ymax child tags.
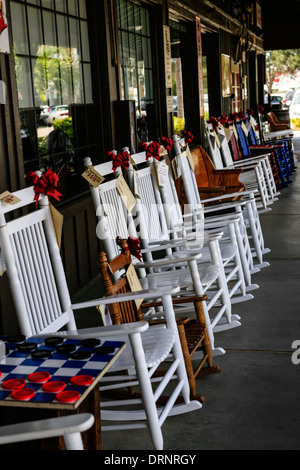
<box><xmin>160</xmin><ymin>136</ymin><xmax>174</xmax><ymax>152</ymax></box>
<box><xmin>207</xmin><ymin>116</ymin><xmax>218</xmax><ymax>128</ymax></box>
<box><xmin>146</xmin><ymin>141</ymin><xmax>161</xmax><ymax>162</ymax></box>
<box><xmin>181</xmin><ymin>130</ymin><xmax>194</xmax><ymax>145</ymax></box>
<box><xmin>116</xmin><ymin>236</ymin><xmax>142</xmax><ymax>262</ymax></box>
<box><xmin>138</xmin><ymin>142</ymin><xmax>148</xmax><ymax>152</ymax></box>
<box><xmin>27</xmin><ymin>169</ymin><xmax>62</xmax><ymax>205</ymax></box>
<box><xmin>112</xmin><ymin>151</ymin><xmax>130</xmax><ymax>173</ymax></box>
<box><xmin>219</xmin><ymin>115</ymin><xmax>228</xmax><ymax>126</ymax></box>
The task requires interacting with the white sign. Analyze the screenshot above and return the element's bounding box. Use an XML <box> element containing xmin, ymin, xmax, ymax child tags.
<box><xmin>163</xmin><ymin>25</ymin><xmax>172</xmax><ymax>89</ymax></box>
<box><xmin>0</xmin><ymin>1</ymin><xmax>9</xmax><ymax>54</ymax></box>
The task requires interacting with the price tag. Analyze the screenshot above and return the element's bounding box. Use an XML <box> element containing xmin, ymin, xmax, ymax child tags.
<box><xmin>232</xmin><ymin>124</ymin><xmax>238</xmax><ymax>140</ymax></box>
<box><xmin>159</xmin><ymin>145</ymin><xmax>168</xmax><ymax>157</ymax></box>
<box><xmin>0</xmin><ymin>191</ymin><xmax>21</xmax><ymax>205</ymax></box>
<box><xmin>116</xmin><ymin>174</ymin><xmax>136</xmax><ymax>213</ymax></box>
<box><xmin>186</xmin><ymin>145</ymin><xmax>195</xmax><ymax>172</ymax></box>
<box><xmin>242</xmin><ymin>121</ymin><xmax>249</xmax><ymax>136</ymax></box>
<box><xmin>82</xmin><ymin>166</ymin><xmax>105</xmax><ymax>188</ymax></box>
<box><xmin>156</xmin><ymin>161</ymin><xmax>169</xmax><ymax>187</ymax></box>
<box><xmin>126</xmin><ymin>263</ymin><xmax>144</xmax><ymax>309</ymax></box>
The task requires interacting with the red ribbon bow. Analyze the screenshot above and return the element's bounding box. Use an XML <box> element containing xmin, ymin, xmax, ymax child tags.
<box><xmin>112</xmin><ymin>151</ymin><xmax>130</xmax><ymax>173</ymax></box>
<box><xmin>146</xmin><ymin>141</ymin><xmax>161</xmax><ymax>162</ymax></box>
<box><xmin>27</xmin><ymin>169</ymin><xmax>62</xmax><ymax>205</ymax></box>
<box><xmin>138</xmin><ymin>142</ymin><xmax>148</xmax><ymax>152</ymax></box>
<box><xmin>116</xmin><ymin>236</ymin><xmax>142</xmax><ymax>262</ymax></box>
<box><xmin>219</xmin><ymin>115</ymin><xmax>228</xmax><ymax>126</ymax></box>
<box><xmin>159</xmin><ymin>136</ymin><xmax>174</xmax><ymax>152</ymax></box>
<box><xmin>207</xmin><ymin>116</ymin><xmax>219</xmax><ymax>129</ymax></box>
<box><xmin>181</xmin><ymin>130</ymin><xmax>194</xmax><ymax>145</ymax></box>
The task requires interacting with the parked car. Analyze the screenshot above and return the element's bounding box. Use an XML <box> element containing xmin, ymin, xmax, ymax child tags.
<box><xmin>282</xmin><ymin>89</ymin><xmax>295</xmax><ymax>108</ymax></box>
<box><xmin>46</xmin><ymin>105</ymin><xmax>69</xmax><ymax>125</ymax></box>
<box><xmin>39</xmin><ymin>105</ymin><xmax>50</xmax><ymax>123</ymax></box>
<box><xmin>289</xmin><ymin>91</ymin><xmax>300</xmax><ymax>120</ymax></box>
<box><xmin>271</xmin><ymin>94</ymin><xmax>283</xmax><ymax>107</ymax></box>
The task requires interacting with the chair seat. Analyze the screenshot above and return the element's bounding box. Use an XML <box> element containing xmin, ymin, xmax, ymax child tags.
<box><xmin>140</xmin><ymin>263</ymin><xmax>220</xmax><ymax>291</ymax></box>
<box><xmin>184</xmin><ymin>321</ymin><xmax>206</xmax><ymax>350</ymax></box>
<box><xmin>105</xmin><ymin>326</ymin><xmax>176</xmax><ymax>370</ymax></box>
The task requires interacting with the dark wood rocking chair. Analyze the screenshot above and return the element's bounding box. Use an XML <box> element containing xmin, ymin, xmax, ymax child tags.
<box><xmin>98</xmin><ymin>239</ymin><xmax>221</xmax><ymax>404</ymax></box>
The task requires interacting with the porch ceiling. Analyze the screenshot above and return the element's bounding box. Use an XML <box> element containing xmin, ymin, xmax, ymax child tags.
<box><xmin>262</xmin><ymin>0</ymin><xmax>300</xmax><ymax>51</ymax></box>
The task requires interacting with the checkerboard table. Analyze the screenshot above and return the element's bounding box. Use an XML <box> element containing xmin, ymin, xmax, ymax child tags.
<box><xmin>0</xmin><ymin>334</ymin><xmax>126</xmax><ymax>411</ymax></box>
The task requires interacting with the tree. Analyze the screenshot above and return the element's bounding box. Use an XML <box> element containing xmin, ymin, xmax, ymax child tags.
<box><xmin>266</xmin><ymin>49</ymin><xmax>300</xmax><ymax>93</ymax></box>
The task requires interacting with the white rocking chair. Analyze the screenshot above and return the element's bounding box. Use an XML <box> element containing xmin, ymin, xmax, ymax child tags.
<box><xmin>0</xmin><ymin>185</ymin><xmax>202</xmax><ymax>450</ymax></box>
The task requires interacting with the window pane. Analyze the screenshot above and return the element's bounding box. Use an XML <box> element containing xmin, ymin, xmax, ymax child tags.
<box><xmin>68</xmin><ymin>0</ymin><xmax>78</xmax><ymax>16</ymax></box>
<box><xmin>80</xmin><ymin>20</ymin><xmax>90</xmax><ymax>61</ymax></box>
<box><xmin>17</xmin><ymin>57</ymin><xmax>34</xmax><ymax>108</ymax></box>
<box><xmin>41</xmin><ymin>0</ymin><xmax>54</xmax><ymax>9</ymax></box>
<box><xmin>55</xmin><ymin>0</ymin><xmax>67</xmax><ymax>13</ymax></box>
<box><xmin>78</xmin><ymin>0</ymin><xmax>87</xmax><ymax>19</ymax></box>
<box><xmin>73</xmin><ymin>62</ymin><xmax>83</xmax><ymax>103</ymax></box>
<box><xmin>70</xmin><ymin>17</ymin><xmax>80</xmax><ymax>53</ymax></box>
<box><xmin>43</xmin><ymin>11</ymin><xmax>57</xmax><ymax>46</ymax></box>
<box><xmin>10</xmin><ymin>2</ymin><xmax>29</xmax><ymax>55</ymax></box>
<box><xmin>83</xmin><ymin>63</ymin><xmax>93</xmax><ymax>103</ymax></box>
<box><xmin>28</xmin><ymin>6</ymin><xmax>43</xmax><ymax>56</ymax></box>
<box><xmin>33</xmin><ymin>56</ymin><xmax>47</xmax><ymax>106</ymax></box>
<box><xmin>57</xmin><ymin>14</ymin><xmax>69</xmax><ymax>48</ymax></box>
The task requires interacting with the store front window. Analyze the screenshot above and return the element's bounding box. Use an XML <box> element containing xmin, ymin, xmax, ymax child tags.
<box><xmin>11</xmin><ymin>0</ymin><xmax>99</xmax><ymax>199</ymax></box>
<box><xmin>116</xmin><ymin>0</ymin><xmax>156</xmax><ymax>144</ymax></box>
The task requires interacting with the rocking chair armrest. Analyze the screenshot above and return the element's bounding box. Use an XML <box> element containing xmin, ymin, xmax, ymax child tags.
<box><xmin>143</xmin><ymin>237</ymin><xmax>202</xmax><ymax>252</ymax></box>
<box><xmin>198</xmin><ymin>186</ymin><xmax>226</xmax><ymax>194</ymax></box>
<box><xmin>214</xmin><ymin>168</ymin><xmax>243</xmax><ymax>175</ymax></box>
<box><xmin>137</xmin><ymin>252</ymin><xmax>202</xmax><ymax>270</ymax></box>
<box><xmin>200</xmin><ymin>189</ymin><xmax>258</xmax><ymax>204</ymax></box>
<box><xmin>142</xmin><ymin>294</ymin><xmax>208</xmax><ymax>309</ymax></box>
<box><xmin>39</xmin><ymin>321</ymin><xmax>150</xmax><ymax>339</ymax></box>
<box><xmin>71</xmin><ymin>286</ymin><xmax>180</xmax><ymax>311</ymax></box>
<box><xmin>148</xmin><ymin>316</ymin><xmax>191</xmax><ymax>326</ymax></box>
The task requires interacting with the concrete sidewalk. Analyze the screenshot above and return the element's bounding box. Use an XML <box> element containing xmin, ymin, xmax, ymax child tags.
<box><xmin>74</xmin><ymin>135</ymin><xmax>300</xmax><ymax>450</ymax></box>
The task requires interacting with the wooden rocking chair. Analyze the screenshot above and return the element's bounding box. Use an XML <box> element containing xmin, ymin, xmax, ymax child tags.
<box><xmin>98</xmin><ymin>239</ymin><xmax>221</xmax><ymax>404</ymax></box>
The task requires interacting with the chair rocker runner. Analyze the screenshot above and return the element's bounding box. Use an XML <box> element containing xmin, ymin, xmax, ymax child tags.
<box><xmin>0</xmin><ymin>185</ymin><xmax>202</xmax><ymax>450</ymax></box>
<box><xmin>98</xmin><ymin>239</ymin><xmax>221</xmax><ymax>404</ymax></box>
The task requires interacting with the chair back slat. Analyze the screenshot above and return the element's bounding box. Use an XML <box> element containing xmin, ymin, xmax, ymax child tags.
<box><xmin>8</xmin><ymin>217</ymin><xmax>64</xmax><ymax>335</ymax></box>
<box><xmin>0</xmin><ymin>194</ymin><xmax>76</xmax><ymax>337</ymax></box>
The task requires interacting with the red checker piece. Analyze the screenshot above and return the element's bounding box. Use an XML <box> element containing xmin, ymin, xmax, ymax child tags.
<box><xmin>2</xmin><ymin>379</ymin><xmax>26</xmax><ymax>390</ymax></box>
<box><xmin>56</xmin><ymin>390</ymin><xmax>80</xmax><ymax>403</ymax></box>
<box><xmin>42</xmin><ymin>381</ymin><xmax>66</xmax><ymax>393</ymax></box>
<box><xmin>70</xmin><ymin>375</ymin><xmax>94</xmax><ymax>387</ymax></box>
<box><xmin>11</xmin><ymin>388</ymin><xmax>35</xmax><ymax>401</ymax></box>
<box><xmin>28</xmin><ymin>372</ymin><xmax>51</xmax><ymax>384</ymax></box>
